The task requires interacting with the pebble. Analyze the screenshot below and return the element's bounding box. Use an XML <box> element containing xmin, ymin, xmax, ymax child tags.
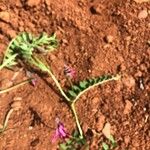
<box><xmin>95</xmin><ymin>113</ymin><xmax>106</xmax><ymax>132</ymax></box>
<box><xmin>134</xmin><ymin>0</ymin><xmax>150</xmax><ymax>3</ymax></box>
<box><xmin>26</xmin><ymin>0</ymin><xmax>41</xmax><ymax>7</ymax></box>
<box><xmin>123</xmin><ymin>100</ymin><xmax>133</xmax><ymax>115</ymax></box>
<box><xmin>102</xmin><ymin>122</ymin><xmax>111</xmax><ymax>139</ymax></box>
<box><xmin>122</xmin><ymin>75</ymin><xmax>135</xmax><ymax>89</ymax></box>
<box><xmin>124</xmin><ymin>135</ymin><xmax>130</xmax><ymax>145</ymax></box>
<box><xmin>90</xmin><ymin>4</ymin><xmax>103</xmax><ymax>14</ymax></box>
<box><xmin>82</xmin><ymin>122</ymin><xmax>89</xmax><ymax>134</ymax></box>
<box><xmin>62</xmin><ymin>39</ymin><xmax>68</xmax><ymax>45</ymax></box>
<box><xmin>11</xmin><ymin>101</ymin><xmax>22</xmax><ymax>111</ymax></box>
<box><xmin>0</xmin><ymin>11</ymin><xmax>10</xmax><ymax>23</ymax></box>
<box><xmin>138</xmin><ymin>10</ymin><xmax>148</xmax><ymax>19</ymax></box>
<box><xmin>6</xmin><ymin>29</ymin><xmax>16</xmax><ymax>38</ymax></box>
<box><xmin>92</xmin><ymin>97</ymin><xmax>100</xmax><ymax>106</ymax></box>
<box><xmin>104</xmin><ymin>35</ymin><xmax>113</xmax><ymax>43</ymax></box>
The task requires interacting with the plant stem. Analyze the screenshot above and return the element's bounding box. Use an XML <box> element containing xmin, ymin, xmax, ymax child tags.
<box><xmin>0</xmin><ymin>108</ymin><xmax>14</xmax><ymax>133</ymax></box>
<box><xmin>0</xmin><ymin>37</ymin><xmax>18</xmax><ymax>70</ymax></box>
<box><xmin>46</xmin><ymin>69</ymin><xmax>71</xmax><ymax>102</ymax></box>
<box><xmin>70</xmin><ymin>102</ymin><xmax>83</xmax><ymax>139</ymax></box>
<box><xmin>0</xmin><ymin>78</ymin><xmax>32</xmax><ymax>94</ymax></box>
<box><xmin>31</xmin><ymin>57</ymin><xmax>71</xmax><ymax>102</ymax></box>
<box><xmin>73</xmin><ymin>75</ymin><xmax>121</xmax><ymax>103</ymax></box>
<box><xmin>3</xmin><ymin>109</ymin><xmax>14</xmax><ymax>130</ymax></box>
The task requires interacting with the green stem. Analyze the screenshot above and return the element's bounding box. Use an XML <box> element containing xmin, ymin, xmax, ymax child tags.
<box><xmin>31</xmin><ymin>57</ymin><xmax>71</xmax><ymax>102</ymax></box>
<box><xmin>3</xmin><ymin>109</ymin><xmax>14</xmax><ymax>130</ymax></box>
<box><xmin>70</xmin><ymin>102</ymin><xmax>83</xmax><ymax>139</ymax></box>
<box><xmin>0</xmin><ymin>78</ymin><xmax>32</xmax><ymax>94</ymax></box>
<box><xmin>0</xmin><ymin>108</ymin><xmax>14</xmax><ymax>133</ymax></box>
<box><xmin>46</xmin><ymin>69</ymin><xmax>71</xmax><ymax>102</ymax></box>
<box><xmin>0</xmin><ymin>37</ymin><xmax>18</xmax><ymax>70</ymax></box>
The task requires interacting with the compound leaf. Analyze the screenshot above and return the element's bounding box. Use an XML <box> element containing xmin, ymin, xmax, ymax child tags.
<box><xmin>66</xmin><ymin>75</ymin><xmax>117</xmax><ymax>100</ymax></box>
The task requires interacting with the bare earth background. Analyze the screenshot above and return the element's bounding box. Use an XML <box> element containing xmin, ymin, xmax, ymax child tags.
<box><xmin>0</xmin><ymin>0</ymin><xmax>150</xmax><ymax>149</ymax></box>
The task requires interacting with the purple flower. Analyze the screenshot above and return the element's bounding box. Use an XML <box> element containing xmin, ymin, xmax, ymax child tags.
<box><xmin>64</xmin><ymin>65</ymin><xmax>76</xmax><ymax>79</ymax></box>
<box><xmin>51</xmin><ymin>118</ymin><xmax>69</xmax><ymax>143</ymax></box>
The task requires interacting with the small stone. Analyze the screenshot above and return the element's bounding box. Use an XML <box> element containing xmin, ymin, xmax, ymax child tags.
<box><xmin>62</xmin><ymin>39</ymin><xmax>68</xmax><ymax>45</ymax></box>
<box><xmin>123</xmin><ymin>100</ymin><xmax>133</xmax><ymax>115</ymax></box>
<box><xmin>134</xmin><ymin>0</ymin><xmax>150</xmax><ymax>3</ymax></box>
<box><xmin>0</xmin><ymin>11</ymin><xmax>10</xmax><ymax>23</ymax></box>
<box><xmin>26</xmin><ymin>0</ymin><xmax>41</xmax><ymax>7</ymax></box>
<box><xmin>11</xmin><ymin>101</ymin><xmax>22</xmax><ymax>111</ymax></box>
<box><xmin>92</xmin><ymin>97</ymin><xmax>99</xmax><ymax>106</ymax></box>
<box><xmin>82</xmin><ymin>122</ymin><xmax>89</xmax><ymax>134</ymax></box>
<box><xmin>30</xmin><ymin>138</ymin><xmax>39</xmax><ymax>147</ymax></box>
<box><xmin>90</xmin><ymin>4</ymin><xmax>103</xmax><ymax>14</ymax></box>
<box><xmin>96</xmin><ymin>113</ymin><xmax>106</xmax><ymax>132</ymax></box>
<box><xmin>138</xmin><ymin>10</ymin><xmax>148</xmax><ymax>19</ymax></box>
<box><xmin>104</xmin><ymin>35</ymin><xmax>113</xmax><ymax>43</ymax></box>
<box><xmin>134</xmin><ymin>71</ymin><xmax>142</xmax><ymax>77</ymax></box>
<box><xmin>122</xmin><ymin>75</ymin><xmax>135</xmax><ymax>89</ymax></box>
<box><xmin>29</xmin><ymin>126</ymin><xmax>33</xmax><ymax>130</ymax></box>
<box><xmin>102</xmin><ymin>122</ymin><xmax>111</xmax><ymax>139</ymax></box>
<box><xmin>124</xmin><ymin>136</ymin><xmax>130</xmax><ymax>145</ymax></box>
<box><xmin>13</xmin><ymin>97</ymin><xmax>22</xmax><ymax>101</ymax></box>
<box><xmin>19</xmin><ymin>26</ymin><xmax>24</xmax><ymax>32</ymax></box>
<box><xmin>6</xmin><ymin>29</ymin><xmax>16</xmax><ymax>38</ymax></box>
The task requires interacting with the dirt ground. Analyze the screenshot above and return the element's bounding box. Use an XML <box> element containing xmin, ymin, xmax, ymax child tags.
<box><xmin>0</xmin><ymin>0</ymin><xmax>150</xmax><ymax>149</ymax></box>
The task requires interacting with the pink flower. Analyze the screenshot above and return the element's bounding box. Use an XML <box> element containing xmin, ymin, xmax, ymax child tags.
<box><xmin>30</xmin><ymin>78</ymin><xmax>37</xmax><ymax>86</ymax></box>
<box><xmin>51</xmin><ymin>118</ymin><xmax>69</xmax><ymax>143</ymax></box>
<box><xmin>26</xmin><ymin>71</ymin><xmax>37</xmax><ymax>86</ymax></box>
<box><xmin>64</xmin><ymin>65</ymin><xmax>76</xmax><ymax>79</ymax></box>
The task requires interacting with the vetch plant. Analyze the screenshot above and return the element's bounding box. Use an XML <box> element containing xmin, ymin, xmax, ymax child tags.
<box><xmin>101</xmin><ymin>135</ymin><xmax>117</xmax><ymax>150</ymax></box>
<box><xmin>26</xmin><ymin>71</ymin><xmax>37</xmax><ymax>86</ymax></box>
<box><xmin>1</xmin><ymin>32</ymin><xmax>121</xmax><ymax>140</ymax></box>
<box><xmin>0</xmin><ymin>39</ymin><xmax>18</xmax><ymax>70</ymax></box>
<box><xmin>64</xmin><ymin>65</ymin><xmax>76</xmax><ymax>86</ymax></box>
<box><xmin>59</xmin><ymin>130</ymin><xmax>88</xmax><ymax>150</ymax></box>
<box><xmin>51</xmin><ymin>118</ymin><xmax>69</xmax><ymax>143</ymax></box>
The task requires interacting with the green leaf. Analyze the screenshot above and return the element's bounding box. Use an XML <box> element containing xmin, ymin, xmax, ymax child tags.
<box><xmin>68</xmin><ymin>90</ymin><xmax>77</xmax><ymax>98</ymax></box>
<box><xmin>13</xmin><ymin>40</ymin><xmax>20</xmax><ymax>47</ymax></box>
<box><xmin>20</xmin><ymin>43</ymin><xmax>28</xmax><ymax>50</ymax></box>
<box><xmin>79</xmin><ymin>80</ymin><xmax>88</xmax><ymax>89</ymax></box>
<box><xmin>66</xmin><ymin>74</ymin><xmax>118</xmax><ymax>101</ymax></box>
<box><xmin>102</xmin><ymin>142</ymin><xmax>109</xmax><ymax>150</ymax></box>
<box><xmin>59</xmin><ymin>143</ymin><xmax>68</xmax><ymax>150</ymax></box>
<box><xmin>66</xmin><ymin>139</ymin><xmax>72</xmax><ymax>145</ymax></box>
<box><xmin>71</xmin><ymin>85</ymin><xmax>81</xmax><ymax>93</ymax></box>
<box><xmin>88</xmin><ymin>78</ymin><xmax>95</xmax><ymax>84</ymax></box>
<box><xmin>73</xmin><ymin>130</ymin><xmax>79</xmax><ymax>138</ymax></box>
<box><xmin>109</xmin><ymin>135</ymin><xmax>117</xmax><ymax>148</ymax></box>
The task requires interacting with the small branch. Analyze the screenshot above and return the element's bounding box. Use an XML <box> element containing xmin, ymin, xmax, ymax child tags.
<box><xmin>32</xmin><ymin>57</ymin><xmax>71</xmax><ymax>102</ymax></box>
<box><xmin>73</xmin><ymin>75</ymin><xmax>121</xmax><ymax>103</ymax></box>
<box><xmin>0</xmin><ymin>78</ymin><xmax>32</xmax><ymax>94</ymax></box>
<box><xmin>0</xmin><ymin>109</ymin><xmax>14</xmax><ymax>133</ymax></box>
<box><xmin>0</xmin><ymin>37</ymin><xmax>18</xmax><ymax>70</ymax></box>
